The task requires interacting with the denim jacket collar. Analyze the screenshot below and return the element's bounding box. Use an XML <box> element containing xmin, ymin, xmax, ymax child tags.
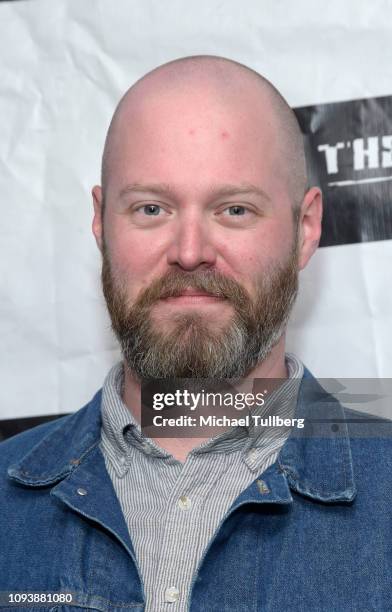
<box><xmin>278</xmin><ymin>367</ymin><xmax>356</xmax><ymax>503</ymax></box>
<box><xmin>7</xmin><ymin>389</ymin><xmax>104</xmax><ymax>487</ymax></box>
<box><xmin>7</xmin><ymin>368</ymin><xmax>356</xmax><ymax>504</ymax></box>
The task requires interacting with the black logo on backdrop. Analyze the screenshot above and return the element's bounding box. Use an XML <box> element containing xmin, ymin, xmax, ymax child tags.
<box><xmin>294</xmin><ymin>95</ymin><xmax>392</xmax><ymax>247</ymax></box>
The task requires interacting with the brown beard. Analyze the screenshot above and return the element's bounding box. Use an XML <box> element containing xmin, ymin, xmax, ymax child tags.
<box><xmin>101</xmin><ymin>234</ymin><xmax>299</xmax><ymax>381</ymax></box>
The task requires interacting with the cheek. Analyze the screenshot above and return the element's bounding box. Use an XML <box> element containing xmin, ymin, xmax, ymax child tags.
<box><xmin>106</xmin><ymin>229</ymin><xmax>168</xmax><ymax>299</ymax></box>
<box><xmin>105</xmin><ymin>238</ymin><xmax>148</xmax><ymax>294</ymax></box>
<box><xmin>105</xmin><ymin>218</ymin><xmax>145</xmax><ymax>266</ymax></box>
<box><xmin>222</xmin><ymin>228</ymin><xmax>293</xmax><ymax>291</ymax></box>
<box><xmin>222</xmin><ymin>235</ymin><xmax>270</xmax><ymax>274</ymax></box>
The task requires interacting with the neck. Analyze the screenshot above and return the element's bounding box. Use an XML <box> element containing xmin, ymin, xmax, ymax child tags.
<box><xmin>122</xmin><ymin>335</ymin><xmax>288</xmax><ymax>462</ymax></box>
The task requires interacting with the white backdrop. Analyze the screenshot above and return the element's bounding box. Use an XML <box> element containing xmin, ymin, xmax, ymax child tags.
<box><xmin>1</xmin><ymin>0</ymin><xmax>392</xmax><ymax>419</ymax></box>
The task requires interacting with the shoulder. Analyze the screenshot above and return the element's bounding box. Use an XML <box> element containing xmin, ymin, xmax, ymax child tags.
<box><xmin>0</xmin><ymin>416</ymin><xmax>69</xmax><ymax>466</ymax></box>
<box><xmin>0</xmin><ymin>390</ymin><xmax>103</xmax><ymax>475</ymax></box>
<box><xmin>300</xmin><ymin>365</ymin><xmax>392</xmax><ymax>459</ymax></box>
<box><xmin>342</xmin><ymin>404</ymin><xmax>392</xmax><ymax>465</ymax></box>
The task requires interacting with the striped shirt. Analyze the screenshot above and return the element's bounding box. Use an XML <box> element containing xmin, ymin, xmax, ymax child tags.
<box><xmin>100</xmin><ymin>353</ymin><xmax>304</xmax><ymax>611</ymax></box>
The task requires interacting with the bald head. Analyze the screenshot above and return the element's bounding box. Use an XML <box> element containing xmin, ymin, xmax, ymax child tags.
<box><xmin>101</xmin><ymin>55</ymin><xmax>307</xmax><ymax>213</ymax></box>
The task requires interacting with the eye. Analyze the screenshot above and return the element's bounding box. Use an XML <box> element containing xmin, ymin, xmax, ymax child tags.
<box><xmin>138</xmin><ymin>204</ymin><xmax>162</xmax><ymax>216</ymax></box>
<box><xmin>217</xmin><ymin>203</ymin><xmax>257</xmax><ymax>226</ymax></box>
<box><xmin>129</xmin><ymin>202</ymin><xmax>171</xmax><ymax>226</ymax></box>
<box><xmin>225</xmin><ymin>205</ymin><xmax>247</xmax><ymax>216</ymax></box>
<box><xmin>221</xmin><ymin>204</ymin><xmax>255</xmax><ymax>217</ymax></box>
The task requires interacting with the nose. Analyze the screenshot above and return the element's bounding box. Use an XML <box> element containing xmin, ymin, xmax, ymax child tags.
<box><xmin>166</xmin><ymin>209</ymin><xmax>217</xmax><ymax>271</ymax></box>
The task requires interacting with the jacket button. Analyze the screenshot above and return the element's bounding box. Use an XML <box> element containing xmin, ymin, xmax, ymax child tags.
<box><xmin>256</xmin><ymin>479</ymin><xmax>270</xmax><ymax>495</ymax></box>
<box><xmin>77</xmin><ymin>487</ymin><xmax>88</xmax><ymax>496</ymax></box>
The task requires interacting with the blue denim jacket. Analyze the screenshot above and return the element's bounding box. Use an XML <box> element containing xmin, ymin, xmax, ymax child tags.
<box><xmin>1</xmin><ymin>368</ymin><xmax>391</xmax><ymax>612</ymax></box>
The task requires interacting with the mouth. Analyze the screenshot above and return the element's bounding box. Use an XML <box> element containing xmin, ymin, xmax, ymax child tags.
<box><xmin>159</xmin><ymin>287</ymin><xmax>226</xmax><ymax>305</ymax></box>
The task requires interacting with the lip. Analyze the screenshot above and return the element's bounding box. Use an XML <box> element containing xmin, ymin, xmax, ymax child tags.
<box><xmin>177</xmin><ymin>289</ymin><xmax>218</xmax><ymax>297</ymax></box>
<box><xmin>160</xmin><ymin>289</ymin><xmax>225</xmax><ymax>304</ymax></box>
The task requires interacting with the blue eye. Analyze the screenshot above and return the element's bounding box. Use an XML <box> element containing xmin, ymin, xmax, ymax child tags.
<box><xmin>142</xmin><ymin>204</ymin><xmax>161</xmax><ymax>215</ymax></box>
<box><xmin>227</xmin><ymin>205</ymin><xmax>246</xmax><ymax>215</ymax></box>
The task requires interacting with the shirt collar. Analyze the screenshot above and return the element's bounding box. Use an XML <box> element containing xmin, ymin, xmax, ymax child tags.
<box><xmin>101</xmin><ymin>362</ymin><xmax>171</xmax><ymax>461</ymax></box>
<box><xmin>7</xmin><ymin>366</ymin><xmax>356</xmax><ymax>503</ymax></box>
<box><xmin>100</xmin><ymin>354</ymin><xmax>304</xmax><ymax>464</ymax></box>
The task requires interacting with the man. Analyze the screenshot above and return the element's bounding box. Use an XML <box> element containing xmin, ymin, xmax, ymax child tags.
<box><xmin>0</xmin><ymin>56</ymin><xmax>391</xmax><ymax>611</ymax></box>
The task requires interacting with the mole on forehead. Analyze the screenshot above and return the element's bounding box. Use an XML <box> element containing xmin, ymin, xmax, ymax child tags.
<box><xmin>187</xmin><ymin>128</ymin><xmax>230</xmax><ymax>139</ymax></box>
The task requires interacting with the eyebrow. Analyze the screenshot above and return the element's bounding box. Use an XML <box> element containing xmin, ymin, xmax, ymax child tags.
<box><xmin>118</xmin><ymin>182</ymin><xmax>271</xmax><ymax>202</ymax></box>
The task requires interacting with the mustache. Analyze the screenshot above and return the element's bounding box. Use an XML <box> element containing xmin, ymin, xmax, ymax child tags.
<box><xmin>132</xmin><ymin>269</ymin><xmax>251</xmax><ymax>310</ymax></box>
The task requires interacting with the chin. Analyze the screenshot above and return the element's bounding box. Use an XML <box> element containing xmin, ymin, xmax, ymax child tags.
<box><xmin>156</xmin><ymin>312</ymin><xmax>232</xmax><ymax>340</ymax></box>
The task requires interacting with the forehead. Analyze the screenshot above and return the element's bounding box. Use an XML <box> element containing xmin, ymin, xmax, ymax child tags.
<box><xmin>105</xmin><ymin>84</ymin><xmax>285</xmax><ymax>201</ymax></box>
<box><xmin>113</xmin><ymin>76</ymin><xmax>278</xmax><ymax>144</ymax></box>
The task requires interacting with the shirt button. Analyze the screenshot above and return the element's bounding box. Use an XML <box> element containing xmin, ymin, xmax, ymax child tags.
<box><xmin>164</xmin><ymin>586</ymin><xmax>180</xmax><ymax>603</ymax></box>
<box><xmin>77</xmin><ymin>487</ymin><xmax>87</xmax><ymax>496</ymax></box>
<box><xmin>178</xmin><ymin>495</ymin><xmax>191</xmax><ymax>510</ymax></box>
<box><xmin>247</xmin><ymin>449</ymin><xmax>258</xmax><ymax>462</ymax></box>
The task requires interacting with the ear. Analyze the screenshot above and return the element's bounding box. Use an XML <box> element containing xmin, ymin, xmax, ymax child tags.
<box><xmin>92</xmin><ymin>185</ymin><xmax>104</xmax><ymax>252</ymax></box>
<box><xmin>297</xmin><ymin>187</ymin><xmax>323</xmax><ymax>270</ymax></box>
